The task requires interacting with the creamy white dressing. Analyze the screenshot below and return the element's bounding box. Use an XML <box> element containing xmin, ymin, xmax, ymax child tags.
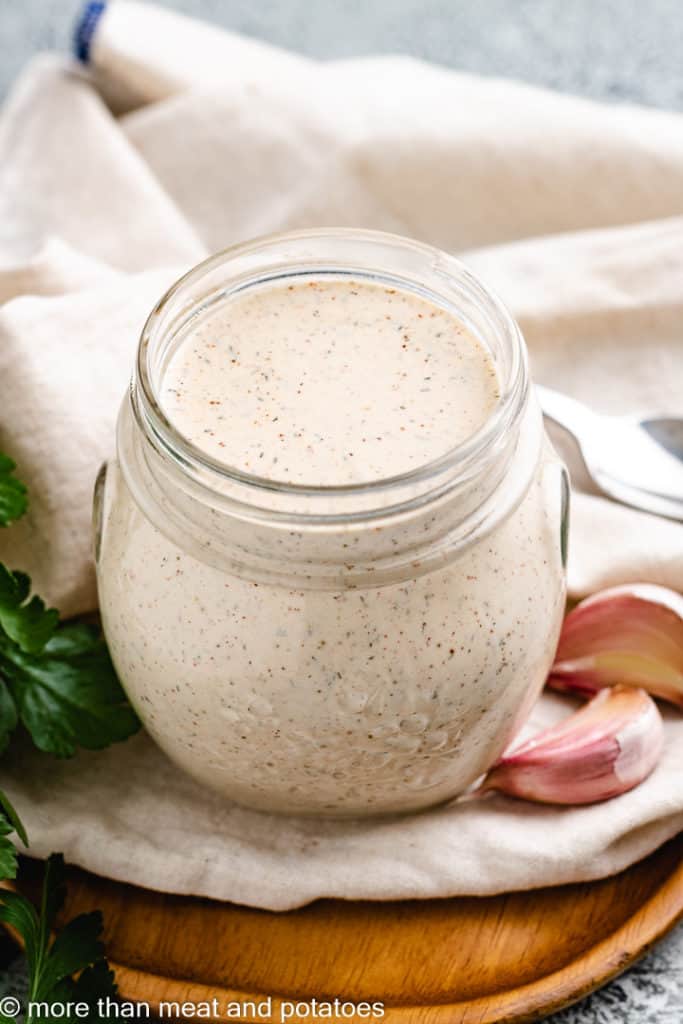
<box><xmin>97</xmin><ymin>276</ymin><xmax>566</xmax><ymax>816</ymax></box>
<box><xmin>161</xmin><ymin>279</ymin><xmax>500</xmax><ymax>485</ymax></box>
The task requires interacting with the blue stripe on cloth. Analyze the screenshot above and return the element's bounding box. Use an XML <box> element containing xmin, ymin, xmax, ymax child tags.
<box><xmin>74</xmin><ymin>1</ymin><xmax>108</xmax><ymax>64</ymax></box>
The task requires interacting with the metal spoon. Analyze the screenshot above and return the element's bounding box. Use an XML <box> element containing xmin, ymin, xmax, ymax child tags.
<box><xmin>536</xmin><ymin>385</ymin><xmax>683</xmax><ymax>521</ymax></box>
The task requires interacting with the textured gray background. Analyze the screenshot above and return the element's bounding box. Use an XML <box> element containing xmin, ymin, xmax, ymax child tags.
<box><xmin>3</xmin><ymin>0</ymin><xmax>683</xmax><ymax>108</ymax></box>
<box><xmin>1</xmin><ymin>0</ymin><xmax>682</xmax><ymax>1020</ymax></box>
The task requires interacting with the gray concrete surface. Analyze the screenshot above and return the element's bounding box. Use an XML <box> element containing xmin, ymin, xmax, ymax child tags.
<box><xmin>1</xmin><ymin>1</ymin><xmax>682</xmax><ymax>1021</ymax></box>
<box><xmin>2</xmin><ymin>0</ymin><xmax>683</xmax><ymax>110</ymax></box>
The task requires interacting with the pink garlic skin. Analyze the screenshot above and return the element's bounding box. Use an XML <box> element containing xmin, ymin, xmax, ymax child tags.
<box><xmin>549</xmin><ymin>584</ymin><xmax>683</xmax><ymax>708</ymax></box>
<box><xmin>484</xmin><ymin>686</ymin><xmax>664</xmax><ymax>806</ymax></box>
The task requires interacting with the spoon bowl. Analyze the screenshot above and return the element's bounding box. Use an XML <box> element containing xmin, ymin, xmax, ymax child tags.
<box><xmin>536</xmin><ymin>385</ymin><xmax>683</xmax><ymax>521</ymax></box>
<box><xmin>641</xmin><ymin>417</ymin><xmax>683</xmax><ymax>461</ymax></box>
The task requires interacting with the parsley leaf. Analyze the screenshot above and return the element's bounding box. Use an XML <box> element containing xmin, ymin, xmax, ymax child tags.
<box><xmin>0</xmin><ymin>454</ymin><xmax>28</xmax><ymax>528</ymax></box>
<box><xmin>0</xmin><ymin>619</ymin><xmax>140</xmax><ymax>758</ymax></box>
<box><xmin>0</xmin><ymin>567</ymin><xmax>59</xmax><ymax>655</ymax></box>
<box><xmin>0</xmin><ymin>566</ymin><xmax>139</xmax><ymax>757</ymax></box>
<box><xmin>0</xmin><ymin>787</ymin><xmax>28</xmax><ymax>881</ymax></box>
<box><xmin>0</xmin><ymin>683</ymin><xmax>18</xmax><ymax>757</ymax></box>
<box><xmin>0</xmin><ymin>854</ymin><xmax>117</xmax><ymax>1024</ymax></box>
<box><xmin>0</xmin><ymin>454</ymin><xmax>124</xmax><ymax>1024</ymax></box>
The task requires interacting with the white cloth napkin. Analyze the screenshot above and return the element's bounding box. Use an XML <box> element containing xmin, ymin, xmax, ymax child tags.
<box><xmin>0</xmin><ymin>0</ymin><xmax>681</xmax><ymax>909</ymax></box>
<box><xmin>3</xmin><ymin>694</ymin><xmax>683</xmax><ymax>911</ymax></box>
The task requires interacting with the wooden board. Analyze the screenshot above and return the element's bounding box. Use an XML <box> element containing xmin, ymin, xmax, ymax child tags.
<box><xmin>14</xmin><ymin>833</ymin><xmax>683</xmax><ymax>1023</ymax></box>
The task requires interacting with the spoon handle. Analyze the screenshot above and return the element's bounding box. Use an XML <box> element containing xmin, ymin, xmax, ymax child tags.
<box><xmin>535</xmin><ymin>384</ymin><xmax>601</xmax><ymax>442</ymax></box>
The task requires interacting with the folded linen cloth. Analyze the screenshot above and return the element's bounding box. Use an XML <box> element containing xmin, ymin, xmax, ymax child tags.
<box><xmin>0</xmin><ymin>0</ymin><xmax>681</xmax><ymax>909</ymax></box>
<box><xmin>3</xmin><ymin>694</ymin><xmax>683</xmax><ymax>911</ymax></box>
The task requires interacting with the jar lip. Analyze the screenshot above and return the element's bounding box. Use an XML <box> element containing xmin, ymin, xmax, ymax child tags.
<box><xmin>133</xmin><ymin>227</ymin><xmax>529</xmax><ymax>503</ymax></box>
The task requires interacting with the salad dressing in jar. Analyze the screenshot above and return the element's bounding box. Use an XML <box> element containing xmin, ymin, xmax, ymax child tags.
<box><xmin>95</xmin><ymin>229</ymin><xmax>568</xmax><ymax>816</ymax></box>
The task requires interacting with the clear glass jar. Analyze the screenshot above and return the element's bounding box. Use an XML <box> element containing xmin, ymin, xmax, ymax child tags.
<box><xmin>94</xmin><ymin>229</ymin><xmax>568</xmax><ymax>817</ymax></box>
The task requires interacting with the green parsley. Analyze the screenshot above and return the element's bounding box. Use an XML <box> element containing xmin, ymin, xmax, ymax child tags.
<box><xmin>0</xmin><ymin>455</ymin><xmax>28</xmax><ymax>528</ymax></box>
<box><xmin>0</xmin><ymin>854</ymin><xmax>117</xmax><ymax>1024</ymax></box>
<box><xmin>0</xmin><ymin>455</ymin><xmax>128</xmax><ymax>1023</ymax></box>
<box><xmin>0</xmin><ymin>457</ymin><xmax>139</xmax><ymax>757</ymax></box>
<box><xmin>0</xmin><ymin>788</ymin><xmax>28</xmax><ymax>880</ymax></box>
<box><xmin>0</xmin><ymin>570</ymin><xmax>140</xmax><ymax>757</ymax></box>
<box><xmin>0</xmin><ymin>567</ymin><xmax>59</xmax><ymax>656</ymax></box>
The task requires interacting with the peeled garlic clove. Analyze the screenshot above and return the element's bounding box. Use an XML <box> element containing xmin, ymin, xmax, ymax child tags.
<box><xmin>549</xmin><ymin>584</ymin><xmax>683</xmax><ymax>708</ymax></box>
<box><xmin>483</xmin><ymin>686</ymin><xmax>663</xmax><ymax>805</ymax></box>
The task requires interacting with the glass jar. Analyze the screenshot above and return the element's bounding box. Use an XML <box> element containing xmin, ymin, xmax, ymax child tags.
<box><xmin>94</xmin><ymin>229</ymin><xmax>568</xmax><ymax>817</ymax></box>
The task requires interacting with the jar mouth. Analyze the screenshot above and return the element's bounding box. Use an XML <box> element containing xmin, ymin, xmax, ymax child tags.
<box><xmin>132</xmin><ymin>228</ymin><xmax>528</xmax><ymax>518</ymax></box>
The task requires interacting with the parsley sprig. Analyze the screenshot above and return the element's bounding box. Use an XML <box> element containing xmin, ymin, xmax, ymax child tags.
<box><xmin>0</xmin><ymin>451</ymin><xmax>136</xmax><ymax>1018</ymax></box>
<box><xmin>0</xmin><ymin>567</ymin><xmax>59</xmax><ymax>656</ymax></box>
<box><xmin>0</xmin><ymin>788</ymin><xmax>28</xmax><ymax>880</ymax></box>
<box><xmin>0</xmin><ymin>854</ymin><xmax>117</xmax><ymax>1024</ymax></box>
<box><xmin>0</xmin><ymin>576</ymin><xmax>140</xmax><ymax>758</ymax></box>
<box><xmin>0</xmin><ymin>465</ymin><xmax>140</xmax><ymax>758</ymax></box>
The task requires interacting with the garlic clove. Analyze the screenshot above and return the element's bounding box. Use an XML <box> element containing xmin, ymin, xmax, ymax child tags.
<box><xmin>483</xmin><ymin>686</ymin><xmax>663</xmax><ymax>805</ymax></box>
<box><xmin>549</xmin><ymin>584</ymin><xmax>683</xmax><ymax>708</ymax></box>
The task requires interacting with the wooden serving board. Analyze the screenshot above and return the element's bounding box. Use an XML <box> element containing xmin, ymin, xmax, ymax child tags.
<box><xmin>16</xmin><ymin>834</ymin><xmax>683</xmax><ymax>1023</ymax></box>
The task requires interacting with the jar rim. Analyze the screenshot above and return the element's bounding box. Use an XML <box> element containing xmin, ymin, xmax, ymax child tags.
<box><xmin>133</xmin><ymin>228</ymin><xmax>529</xmax><ymax>515</ymax></box>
